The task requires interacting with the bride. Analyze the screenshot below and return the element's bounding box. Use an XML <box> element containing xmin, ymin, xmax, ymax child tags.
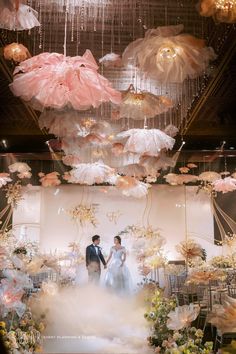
<box><xmin>104</xmin><ymin>236</ymin><xmax>132</xmax><ymax>294</ymax></box>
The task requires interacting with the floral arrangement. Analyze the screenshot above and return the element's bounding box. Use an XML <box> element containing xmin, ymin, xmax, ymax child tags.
<box><xmin>145</xmin><ymin>288</ymin><xmax>213</xmax><ymax>353</ymax></box>
<box><xmin>5</xmin><ymin>182</ymin><xmax>23</xmax><ymax>208</ymax></box>
<box><xmin>186</xmin><ymin>267</ymin><xmax>226</xmax><ymax>285</ymax></box>
<box><xmin>210</xmin><ymin>255</ymin><xmax>234</xmax><ymax>269</ymax></box>
<box><xmin>208</xmin><ymin>295</ymin><xmax>236</xmax><ymax>333</ymax></box>
<box><xmin>67</xmin><ymin>203</ymin><xmax>99</xmax><ymax>227</ymax></box>
<box><xmin>176</xmin><ymin>239</ymin><xmax>205</xmax><ymax>265</ymax></box>
<box><xmin>0</xmin><ymin>310</ymin><xmax>45</xmax><ymax>353</ymax></box>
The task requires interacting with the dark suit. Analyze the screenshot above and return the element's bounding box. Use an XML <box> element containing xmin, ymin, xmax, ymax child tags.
<box><xmin>86</xmin><ymin>244</ymin><xmax>106</xmax><ymax>283</ymax></box>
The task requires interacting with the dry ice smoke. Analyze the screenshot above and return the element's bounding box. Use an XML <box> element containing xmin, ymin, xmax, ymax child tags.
<box><xmin>30</xmin><ymin>283</ymin><xmax>152</xmax><ymax>354</ymax></box>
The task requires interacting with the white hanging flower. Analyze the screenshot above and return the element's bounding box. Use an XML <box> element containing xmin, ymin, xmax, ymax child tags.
<box><xmin>118</xmin><ymin>87</ymin><xmax>173</xmax><ymax>120</ymax></box>
<box><xmin>117</xmin><ymin>128</ymin><xmax>175</xmax><ymax>156</ymax></box>
<box><xmin>213</xmin><ymin>177</ymin><xmax>236</xmax><ymax>194</ymax></box>
<box><xmin>8</xmin><ymin>162</ymin><xmax>32</xmax><ymax>179</ymax></box>
<box><xmin>121</xmin><ymin>181</ymin><xmax>151</xmax><ymax>198</ymax></box>
<box><xmin>117</xmin><ymin>163</ymin><xmax>147</xmax><ymax>179</ymax></box>
<box><xmin>67</xmin><ymin>162</ymin><xmax>115</xmax><ymax>185</ymax></box>
<box><xmin>0</xmin><ymin>173</ymin><xmax>12</xmax><ymax>188</ymax></box>
<box><xmin>198</xmin><ymin>171</ymin><xmax>221</xmax><ymax>182</ymax></box>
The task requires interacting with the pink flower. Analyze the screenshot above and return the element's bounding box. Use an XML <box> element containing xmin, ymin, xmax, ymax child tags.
<box><xmin>38</xmin><ymin>172</ymin><xmax>61</xmax><ymax>187</ymax></box>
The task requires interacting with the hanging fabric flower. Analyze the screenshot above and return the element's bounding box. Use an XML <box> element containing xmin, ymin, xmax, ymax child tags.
<box><xmin>117</xmin><ymin>129</ymin><xmax>175</xmax><ymax>156</ymax></box>
<box><xmin>67</xmin><ymin>162</ymin><xmax>115</xmax><ymax>185</ymax></box>
<box><xmin>117</xmin><ymin>163</ymin><xmax>147</xmax><ymax>179</ymax></box>
<box><xmin>198</xmin><ymin>171</ymin><xmax>221</xmax><ymax>182</ymax></box>
<box><xmin>115</xmin><ymin>176</ymin><xmax>137</xmax><ymax>189</ymax></box>
<box><xmin>38</xmin><ymin>172</ymin><xmax>61</xmax><ymax>187</ymax></box>
<box><xmin>99</xmin><ymin>53</ymin><xmax>122</xmax><ymax>67</ymax></box>
<box><xmin>187</xmin><ymin>163</ymin><xmax>198</xmax><ymax>169</ymax></box>
<box><xmin>62</xmin><ymin>155</ymin><xmax>80</xmax><ymax>167</ymax></box>
<box><xmin>212</xmin><ymin>176</ymin><xmax>236</xmax><ymax>193</ymax></box>
<box><xmin>164</xmin><ymin>124</ymin><xmax>179</xmax><ymax>138</ymax></box>
<box><xmin>197</xmin><ymin>0</ymin><xmax>236</xmax><ymax>23</ymax></box>
<box><xmin>164</xmin><ymin>173</ymin><xmax>199</xmax><ymax>185</ymax></box>
<box><xmin>0</xmin><ymin>0</ymin><xmax>40</xmax><ymax>30</ymax></box>
<box><xmin>122</xmin><ymin>24</ymin><xmax>216</xmax><ymax>83</ymax></box>
<box><xmin>8</xmin><ymin>162</ymin><xmax>32</xmax><ymax>179</ymax></box>
<box><xmin>10</xmin><ymin>50</ymin><xmax>121</xmax><ymax>111</ymax></box>
<box><xmin>117</xmin><ymin>85</ymin><xmax>173</xmax><ymax>120</ymax></box>
<box><xmin>140</xmin><ymin>153</ymin><xmax>176</xmax><ymax>176</ymax></box>
<box><xmin>179</xmin><ymin>166</ymin><xmax>190</xmax><ymax>174</ymax></box>
<box><xmin>4</xmin><ymin>43</ymin><xmax>31</xmax><ymax>63</ymax></box>
<box><xmin>120</xmin><ymin>180</ymin><xmax>151</xmax><ymax>198</ymax></box>
<box><xmin>111</xmin><ymin>143</ymin><xmax>125</xmax><ymax>156</ymax></box>
<box><xmin>38</xmin><ymin>110</ymin><xmax>89</xmax><ymax>138</ymax></box>
<box><xmin>90</xmin><ymin>121</ymin><xmax>114</xmax><ymax>138</ymax></box>
<box><xmin>0</xmin><ymin>173</ymin><xmax>12</xmax><ymax>188</ymax></box>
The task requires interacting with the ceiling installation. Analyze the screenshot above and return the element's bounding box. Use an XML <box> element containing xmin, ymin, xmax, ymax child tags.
<box><xmin>0</xmin><ymin>0</ymin><xmax>235</xmax><ymax>160</ymax></box>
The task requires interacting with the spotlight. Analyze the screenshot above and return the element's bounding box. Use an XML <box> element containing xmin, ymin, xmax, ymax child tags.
<box><xmin>229</xmin><ymin>147</ymin><xmax>235</xmax><ymax>150</ymax></box>
<box><xmin>1</xmin><ymin>139</ymin><xmax>8</xmax><ymax>148</ymax></box>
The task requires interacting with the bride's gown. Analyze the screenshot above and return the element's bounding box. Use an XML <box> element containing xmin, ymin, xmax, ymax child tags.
<box><xmin>105</xmin><ymin>246</ymin><xmax>132</xmax><ymax>295</ymax></box>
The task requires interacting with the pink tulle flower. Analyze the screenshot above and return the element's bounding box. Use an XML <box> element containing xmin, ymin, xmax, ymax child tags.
<box><xmin>213</xmin><ymin>177</ymin><xmax>236</xmax><ymax>193</ymax></box>
<box><xmin>38</xmin><ymin>172</ymin><xmax>61</xmax><ymax>187</ymax></box>
<box><xmin>10</xmin><ymin>50</ymin><xmax>121</xmax><ymax>111</ymax></box>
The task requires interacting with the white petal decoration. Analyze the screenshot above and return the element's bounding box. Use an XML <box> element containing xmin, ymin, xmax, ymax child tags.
<box><xmin>164</xmin><ymin>124</ymin><xmax>179</xmax><ymax>137</ymax></box>
<box><xmin>8</xmin><ymin>162</ymin><xmax>32</xmax><ymax>179</ymax></box>
<box><xmin>0</xmin><ymin>173</ymin><xmax>12</xmax><ymax>188</ymax></box>
<box><xmin>0</xmin><ymin>2</ymin><xmax>40</xmax><ymax>31</ymax></box>
<box><xmin>121</xmin><ymin>181</ymin><xmax>151</xmax><ymax>198</ymax></box>
<box><xmin>164</xmin><ymin>173</ymin><xmax>199</xmax><ymax>185</ymax></box>
<box><xmin>99</xmin><ymin>53</ymin><xmax>122</xmax><ymax>67</ymax></box>
<box><xmin>119</xmin><ymin>86</ymin><xmax>173</xmax><ymax>120</ymax></box>
<box><xmin>117</xmin><ymin>164</ymin><xmax>147</xmax><ymax>179</ymax></box>
<box><xmin>140</xmin><ymin>152</ymin><xmax>177</xmax><ymax>174</ymax></box>
<box><xmin>117</xmin><ymin>129</ymin><xmax>175</xmax><ymax>156</ymax></box>
<box><xmin>122</xmin><ymin>24</ymin><xmax>216</xmax><ymax>83</ymax></box>
<box><xmin>67</xmin><ymin>162</ymin><xmax>115</xmax><ymax>185</ymax></box>
<box><xmin>8</xmin><ymin>162</ymin><xmax>31</xmax><ymax>174</ymax></box>
<box><xmin>167</xmin><ymin>304</ymin><xmax>200</xmax><ymax>331</ymax></box>
<box><xmin>198</xmin><ymin>171</ymin><xmax>221</xmax><ymax>182</ymax></box>
<box><xmin>212</xmin><ymin>177</ymin><xmax>236</xmax><ymax>194</ymax></box>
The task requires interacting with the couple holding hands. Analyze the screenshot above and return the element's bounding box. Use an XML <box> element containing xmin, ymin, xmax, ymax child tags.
<box><xmin>86</xmin><ymin>235</ymin><xmax>132</xmax><ymax>294</ymax></box>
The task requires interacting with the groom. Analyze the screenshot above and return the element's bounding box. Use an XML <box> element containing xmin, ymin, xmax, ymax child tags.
<box><xmin>86</xmin><ymin>235</ymin><xmax>107</xmax><ymax>283</ymax></box>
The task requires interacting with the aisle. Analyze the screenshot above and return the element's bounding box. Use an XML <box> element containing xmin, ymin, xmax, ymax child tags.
<box><xmin>31</xmin><ymin>284</ymin><xmax>151</xmax><ymax>354</ymax></box>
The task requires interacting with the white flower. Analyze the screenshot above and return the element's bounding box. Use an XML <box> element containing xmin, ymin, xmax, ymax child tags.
<box><xmin>167</xmin><ymin>304</ymin><xmax>200</xmax><ymax>331</ymax></box>
<box><xmin>0</xmin><ymin>173</ymin><xmax>12</xmax><ymax>188</ymax></box>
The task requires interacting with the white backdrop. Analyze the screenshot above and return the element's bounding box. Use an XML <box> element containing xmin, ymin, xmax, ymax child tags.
<box><xmin>13</xmin><ymin>184</ymin><xmax>220</xmax><ymax>261</ymax></box>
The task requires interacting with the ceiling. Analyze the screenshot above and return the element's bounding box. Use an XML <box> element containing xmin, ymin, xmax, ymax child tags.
<box><xmin>0</xmin><ymin>0</ymin><xmax>236</xmax><ymax>161</ymax></box>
